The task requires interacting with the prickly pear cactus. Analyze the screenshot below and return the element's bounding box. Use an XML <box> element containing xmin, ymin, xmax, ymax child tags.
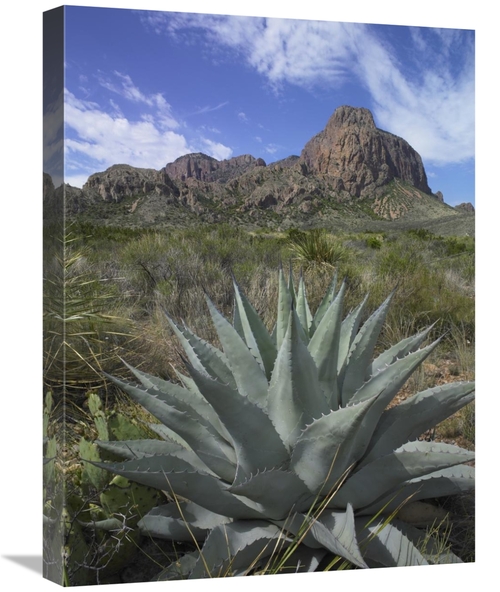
<box><xmin>64</xmin><ymin>392</ymin><xmax>161</xmax><ymax>584</ymax></box>
<box><xmin>43</xmin><ymin>392</ymin><xmax>65</xmax><ymax>584</ymax></box>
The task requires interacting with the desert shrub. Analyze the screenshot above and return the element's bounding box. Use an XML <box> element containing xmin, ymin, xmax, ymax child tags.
<box><xmin>443</xmin><ymin>236</ymin><xmax>474</xmax><ymax>257</ymax></box>
<box><xmin>285</xmin><ymin>228</ymin><xmax>349</xmax><ymax>268</ymax></box>
<box><xmin>407</xmin><ymin>228</ymin><xmax>435</xmax><ymax>241</ymax></box>
<box><xmin>365</xmin><ymin>235</ymin><xmax>383</xmax><ymax>249</ymax></box>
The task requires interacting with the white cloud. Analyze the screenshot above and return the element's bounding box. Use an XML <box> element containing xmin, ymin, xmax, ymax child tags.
<box><xmin>65</xmin><ymin>173</ymin><xmax>92</xmax><ymax>189</ymax></box>
<box><xmin>64</xmin><ymin>89</ymin><xmax>192</xmax><ymax>185</ymax></box>
<box><xmin>238</xmin><ymin>112</ymin><xmax>249</xmax><ymax>122</ymax></box>
<box><xmin>43</xmin><ymin>90</ymin><xmax>64</xmax><ymax>186</ymax></box>
<box><xmin>148</xmin><ymin>13</ymin><xmax>474</xmax><ymax>166</ymax></box>
<box><xmin>201</xmin><ymin>138</ymin><xmax>233</xmax><ymax>160</ymax></box>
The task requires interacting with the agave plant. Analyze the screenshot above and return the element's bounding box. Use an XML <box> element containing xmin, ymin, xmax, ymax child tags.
<box><xmin>94</xmin><ymin>269</ymin><xmax>475</xmax><ymax>578</ymax></box>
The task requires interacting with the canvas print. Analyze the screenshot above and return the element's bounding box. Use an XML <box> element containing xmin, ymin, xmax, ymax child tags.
<box><xmin>43</xmin><ymin>4</ymin><xmax>475</xmax><ymax>586</ymax></box>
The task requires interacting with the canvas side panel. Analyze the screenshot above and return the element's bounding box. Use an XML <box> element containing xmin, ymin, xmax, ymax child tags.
<box><xmin>43</xmin><ymin>5</ymin><xmax>65</xmax><ymax>586</ymax></box>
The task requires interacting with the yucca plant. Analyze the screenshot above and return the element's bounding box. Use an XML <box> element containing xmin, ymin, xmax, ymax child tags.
<box><xmin>43</xmin><ymin>230</ymin><xmax>137</xmax><ymax>397</ymax></box>
<box><xmin>93</xmin><ymin>268</ymin><xmax>475</xmax><ymax>578</ymax></box>
<box><xmin>286</xmin><ymin>228</ymin><xmax>348</xmax><ymax>268</ymax></box>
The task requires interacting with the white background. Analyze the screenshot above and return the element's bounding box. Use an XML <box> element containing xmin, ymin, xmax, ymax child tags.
<box><xmin>0</xmin><ymin>1</ymin><xmax>494</xmax><ymax>590</ymax></box>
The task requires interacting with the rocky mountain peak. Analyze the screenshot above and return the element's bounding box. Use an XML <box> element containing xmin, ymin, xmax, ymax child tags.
<box><xmin>299</xmin><ymin>105</ymin><xmax>431</xmax><ymax>198</ymax></box>
<box><xmin>328</xmin><ymin>105</ymin><xmax>376</xmax><ymax>129</ymax></box>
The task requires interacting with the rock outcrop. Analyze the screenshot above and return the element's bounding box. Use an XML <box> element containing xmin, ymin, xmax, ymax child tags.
<box><xmin>455</xmin><ymin>202</ymin><xmax>475</xmax><ymax>213</ymax></box>
<box><xmin>83</xmin><ymin>164</ymin><xmax>177</xmax><ymax>202</ymax></box>
<box><xmin>299</xmin><ymin>105</ymin><xmax>431</xmax><ymax>198</ymax></box>
<box><xmin>163</xmin><ymin>153</ymin><xmax>266</xmax><ymax>183</ymax></box>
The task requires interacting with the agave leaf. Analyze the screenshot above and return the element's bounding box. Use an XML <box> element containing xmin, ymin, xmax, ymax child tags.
<box><xmin>205</xmin><ymin>295</ymin><xmax>269</xmax><ymax>407</ymax></box>
<box><xmin>233</xmin><ymin>292</ymin><xmax>244</xmax><ymax>339</ymax></box>
<box><xmin>93</xmin><ymin>455</ymin><xmax>263</xmax><ymax>519</ymax></box>
<box><xmin>104</xmin><ymin>374</ymin><xmax>236</xmax><ymax>482</ymax></box>
<box><xmin>332</xmin><ymin>441</ymin><xmax>475</xmax><ymax>510</ymax></box>
<box><xmin>347</xmin><ymin>338</ymin><xmax>440</xmax><ymax>409</ymax></box>
<box><xmin>291</xmin><ymin>396</ymin><xmax>378</xmax><ymax>493</ymax></box>
<box><xmin>307</xmin><ymin>281</ymin><xmax>346</xmax><ymax>409</ymax></box>
<box><xmin>232</xmin><ymin>277</ymin><xmax>277</xmax><ymax>380</ymax></box>
<box><xmin>147</xmin><ymin>423</ymin><xmax>191</xmax><ymax>448</ymax></box>
<box><xmin>310</xmin><ymin>272</ymin><xmax>337</xmax><ymax>334</ymax></box>
<box><xmin>174</xmin><ymin>369</ymin><xmax>232</xmax><ymax>442</ymax></box>
<box><xmin>295</xmin><ymin>273</ymin><xmax>313</xmax><ymax>338</ymax></box>
<box><xmin>165</xmin><ymin>313</ymin><xmax>237</xmax><ymax>389</ymax></box>
<box><xmin>98</xmin><ymin>440</ymin><xmax>223</xmax><ymax>476</ymax></box>
<box><xmin>370</xmin><ymin>323</ymin><xmax>436</xmax><ymax>377</ymax></box>
<box><xmin>276</xmin><ymin>267</ymin><xmax>293</xmax><ymax>350</ymax></box>
<box><xmin>123</xmin><ymin>361</ymin><xmax>230</xmax><ymax>442</ymax></box>
<box><xmin>95</xmin><ymin>439</ymin><xmax>185</xmax><ymax>460</ymax></box>
<box><xmin>358</xmin><ymin>465</ymin><xmax>475</xmax><ymax>516</ymax></box>
<box><xmin>355</xmin><ymin>517</ymin><xmax>428</xmax><ymax>567</ymax></box>
<box><xmin>288</xmin><ymin>262</ymin><xmax>297</xmax><ymax>306</ymax></box>
<box><xmin>341</xmin><ymin>291</ymin><xmax>394</xmax><ymax>403</ymax></box>
<box><xmin>268</xmin><ymin>309</ymin><xmax>330</xmax><ymax>448</ymax></box>
<box><xmin>337</xmin><ymin>294</ymin><xmax>369</xmax><ymax>378</ymax></box>
<box><xmin>184</xmin><ymin>363</ymin><xmax>289</xmax><ymax>483</ymax></box>
<box><xmin>277</xmin><ymin>505</ymin><xmax>367</xmax><ymax>569</ymax></box>
<box><xmin>189</xmin><ymin>521</ymin><xmax>290</xmax><ymax>579</ymax></box>
<box><xmin>138</xmin><ymin>501</ymin><xmax>232</xmax><ymax>542</ymax></box>
<box><xmin>359</xmin><ymin>381</ymin><xmax>475</xmax><ymax>467</ymax></box>
<box><xmin>228</xmin><ymin>469</ymin><xmax>315</xmax><ymax>520</ymax></box>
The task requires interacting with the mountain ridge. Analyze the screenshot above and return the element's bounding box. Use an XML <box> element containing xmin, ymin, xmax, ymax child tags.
<box><xmin>45</xmin><ymin>105</ymin><xmax>474</xmax><ymax>234</ymax></box>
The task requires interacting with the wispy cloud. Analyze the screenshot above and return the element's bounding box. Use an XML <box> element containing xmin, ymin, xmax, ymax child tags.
<box><xmin>144</xmin><ymin>13</ymin><xmax>474</xmax><ymax>166</ymax></box>
<box><xmin>192</xmin><ymin>102</ymin><xmax>229</xmax><ymax>115</ymax></box>
<box><xmin>352</xmin><ymin>27</ymin><xmax>474</xmax><ymax>165</ymax></box>
<box><xmin>265</xmin><ymin>143</ymin><xmax>279</xmax><ymax>154</ymax></box>
<box><xmin>98</xmin><ymin>71</ymin><xmax>181</xmax><ymax>130</ymax></box>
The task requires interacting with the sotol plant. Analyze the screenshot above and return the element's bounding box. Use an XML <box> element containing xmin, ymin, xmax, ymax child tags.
<box><xmin>94</xmin><ymin>269</ymin><xmax>475</xmax><ymax>578</ymax></box>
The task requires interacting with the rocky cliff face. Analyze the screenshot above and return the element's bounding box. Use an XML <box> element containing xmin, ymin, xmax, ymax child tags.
<box><xmin>299</xmin><ymin>106</ymin><xmax>431</xmax><ymax>198</ymax></box>
<box><xmin>163</xmin><ymin>153</ymin><xmax>266</xmax><ymax>183</ymax></box>
<box><xmin>83</xmin><ymin>164</ymin><xmax>178</xmax><ymax>202</ymax></box>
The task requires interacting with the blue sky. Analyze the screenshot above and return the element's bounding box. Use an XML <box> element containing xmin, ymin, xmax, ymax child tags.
<box><xmin>57</xmin><ymin>6</ymin><xmax>475</xmax><ymax>206</ymax></box>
